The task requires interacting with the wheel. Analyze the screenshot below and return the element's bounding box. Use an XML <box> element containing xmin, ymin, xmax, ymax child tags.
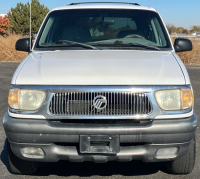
<box><xmin>7</xmin><ymin>139</ymin><xmax>40</xmax><ymax>175</ymax></box>
<box><xmin>167</xmin><ymin>137</ymin><xmax>196</xmax><ymax>174</ymax></box>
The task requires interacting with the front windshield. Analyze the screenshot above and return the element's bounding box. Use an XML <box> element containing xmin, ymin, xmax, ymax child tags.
<box><xmin>35</xmin><ymin>9</ymin><xmax>171</xmax><ymax>50</ymax></box>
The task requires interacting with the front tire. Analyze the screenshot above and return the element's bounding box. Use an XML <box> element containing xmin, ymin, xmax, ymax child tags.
<box><xmin>7</xmin><ymin>139</ymin><xmax>39</xmax><ymax>175</ymax></box>
<box><xmin>167</xmin><ymin>137</ymin><xmax>196</xmax><ymax>174</ymax></box>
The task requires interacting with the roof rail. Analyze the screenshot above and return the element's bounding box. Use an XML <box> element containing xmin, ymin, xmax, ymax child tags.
<box><xmin>69</xmin><ymin>2</ymin><xmax>140</xmax><ymax>6</ymax></box>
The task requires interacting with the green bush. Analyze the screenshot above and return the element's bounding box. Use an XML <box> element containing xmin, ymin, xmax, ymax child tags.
<box><xmin>8</xmin><ymin>0</ymin><xmax>49</xmax><ymax>34</ymax></box>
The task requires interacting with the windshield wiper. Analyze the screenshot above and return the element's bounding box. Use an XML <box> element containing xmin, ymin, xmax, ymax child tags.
<box><xmin>96</xmin><ymin>41</ymin><xmax>161</xmax><ymax>51</ymax></box>
<box><xmin>124</xmin><ymin>42</ymin><xmax>161</xmax><ymax>51</ymax></box>
<box><xmin>42</xmin><ymin>40</ymin><xmax>97</xmax><ymax>49</ymax></box>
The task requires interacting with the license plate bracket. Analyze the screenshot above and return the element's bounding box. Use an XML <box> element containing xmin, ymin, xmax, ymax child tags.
<box><xmin>80</xmin><ymin>135</ymin><xmax>120</xmax><ymax>154</ymax></box>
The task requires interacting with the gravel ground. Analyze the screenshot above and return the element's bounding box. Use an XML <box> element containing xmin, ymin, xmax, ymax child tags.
<box><xmin>0</xmin><ymin>62</ymin><xmax>200</xmax><ymax>179</ymax></box>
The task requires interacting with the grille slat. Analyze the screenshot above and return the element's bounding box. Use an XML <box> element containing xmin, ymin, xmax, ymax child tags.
<box><xmin>87</xmin><ymin>92</ymin><xmax>89</xmax><ymax>115</ymax></box>
<box><xmin>84</xmin><ymin>93</ymin><xmax>86</xmax><ymax>115</ymax></box>
<box><xmin>114</xmin><ymin>92</ymin><xmax>115</xmax><ymax>116</ymax></box>
<box><xmin>130</xmin><ymin>93</ymin><xmax>132</xmax><ymax>114</ymax></box>
<box><xmin>61</xmin><ymin>93</ymin><xmax>63</xmax><ymax>114</ymax></box>
<box><xmin>136</xmin><ymin>94</ymin><xmax>138</xmax><ymax>114</ymax></box>
<box><xmin>91</xmin><ymin>92</ymin><xmax>92</xmax><ymax>116</ymax></box>
<box><xmin>53</xmin><ymin>94</ymin><xmax>55</xmax><ymax>114</ymax></box>
<box><xmin>49</xmin><ymin>92</ymin><xmax>152</xmax><ymax>116</ymax></box>
<box><xmin>128</xmin><ymin>93</ymin><xmax>129</xmax><ymax>115</ymax></box>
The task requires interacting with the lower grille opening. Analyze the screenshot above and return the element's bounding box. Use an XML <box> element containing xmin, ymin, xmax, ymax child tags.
<box><xmin>54</xmin><ymin>142</ymin><xmax>149</xmax><ymax>147</ymax></box>
<box><xmin>58</xmin><ymin>119</ymin><xmax>141</xmax><ymax>124</ymax></box>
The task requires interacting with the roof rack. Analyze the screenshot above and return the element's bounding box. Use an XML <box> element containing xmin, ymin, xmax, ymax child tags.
<box><xmin>69</xmin><ymin>2</ymin><xmax>140</xmax><ymax>6</ymax></box>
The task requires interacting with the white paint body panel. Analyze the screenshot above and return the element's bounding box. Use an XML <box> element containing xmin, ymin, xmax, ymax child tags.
<box><xmin>10</xmin><ymin>4</ymin><xmax>193</xmax><ymax>119</ymax></box>
<box><xmin>13</xmin><ymin>50</ymin><xmax>185</xmax><ymax>85</ymax></box>
<box><xmin>172</xmin><ymin>52</ymin><xmax>191</xmax><ymax>85</ymax></box>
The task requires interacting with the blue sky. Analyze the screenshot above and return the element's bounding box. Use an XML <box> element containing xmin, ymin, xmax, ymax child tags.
<box><xmin>0</xmin><ymin>0</ymin><xmax>199</xmax><ymax>29</ymax></box>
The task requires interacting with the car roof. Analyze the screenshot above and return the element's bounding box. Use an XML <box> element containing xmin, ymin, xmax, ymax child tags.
<box><xmin>50</xmin><ymin>3</ymin><xmax>157</xmax><ymax>12</ymax></box>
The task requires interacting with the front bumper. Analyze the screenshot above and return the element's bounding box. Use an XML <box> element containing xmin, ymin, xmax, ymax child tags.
<box><xmin>3</xmin><ymin>112</ymin><xmax>197</xmax><ymax>163</ymax></box>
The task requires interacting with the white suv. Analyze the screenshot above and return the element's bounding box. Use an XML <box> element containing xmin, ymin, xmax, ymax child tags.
<box><xmin>3</xmin><ymin>2</ymin><xmax>197</xmax><ymax>175</ymax></box>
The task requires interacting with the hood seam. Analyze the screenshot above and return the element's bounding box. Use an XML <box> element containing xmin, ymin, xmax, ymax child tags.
<box><xmin>171</xmin><ymin>52</ymin><xmax>186</xmax><ymax>85</ymax></box>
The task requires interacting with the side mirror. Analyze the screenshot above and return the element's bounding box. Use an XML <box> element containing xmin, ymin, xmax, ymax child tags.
<box><xmin>15</xmin><ymin>38</ymin><xmax>31</xmax><ymax>52</ymax></box>
<box><xmin>174</xmin><ymin>38</ymin><xmax>192</xmax><ymax>52</ymax></box>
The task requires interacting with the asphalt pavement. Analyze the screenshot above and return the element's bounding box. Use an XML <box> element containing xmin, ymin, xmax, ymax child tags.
<box><xmin>0</xmin><ymin>62</ymin><xmax>200</xmax><ymax>179</ymax></box>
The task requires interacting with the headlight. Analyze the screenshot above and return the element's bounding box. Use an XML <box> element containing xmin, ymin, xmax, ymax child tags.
<box><xmin>8</xmin><ymin>89</ymin><xmax>46</xmax><ymax>111</ymax></box>
<box><xmin>155</xmin><ymin>89</ymin><xmax>193</xmax><ymax>111</ymax></box>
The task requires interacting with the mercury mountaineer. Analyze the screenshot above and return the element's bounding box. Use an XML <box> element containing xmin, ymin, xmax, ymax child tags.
<box><xmin>3</xmin><ymin>2</ymin><xmax>197</xmax><ymax>175</ymax></box>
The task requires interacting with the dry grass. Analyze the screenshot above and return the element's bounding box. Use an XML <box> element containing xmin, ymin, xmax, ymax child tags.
<box><xmin>0</xmin><ymin>35</ymin><xmax>27</xmax><ymax>62</ymax></box>
<box><xmin>171</xmin><ymin>37</ymin><xmax>200</xmax><ymax>64</ymax></box>
<box><xmin>177</xmin><ymin>41</ymin><xmax>200</xmax><ymax>64</ymax></box>
<box><xmin>0</xmin><ymin>35</ymin><xmax>200</xmax><ymax>64</ymax></box>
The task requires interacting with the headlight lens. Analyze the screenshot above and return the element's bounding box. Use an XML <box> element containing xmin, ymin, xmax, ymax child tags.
<box><xmin>155</xmin><ymin>89</ymin><xmax>193</xmax><ymax>111</ymax></box>
<box><xmin>8</xmin><ymin>89</ymin><xmax>46</xmax><ymax>111</ymax></box>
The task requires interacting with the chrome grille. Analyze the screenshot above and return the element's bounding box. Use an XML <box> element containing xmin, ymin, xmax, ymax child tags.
<box><xmin>49</xmin><ymin>92</ymin><xmax>152</xmax><ymax>116</ymax></box>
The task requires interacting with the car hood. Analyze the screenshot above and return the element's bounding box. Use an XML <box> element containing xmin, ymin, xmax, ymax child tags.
<box><xmin>13</xmin><ymin>50</ymin><xmax>185</xmax><ymax>85</ymax></box>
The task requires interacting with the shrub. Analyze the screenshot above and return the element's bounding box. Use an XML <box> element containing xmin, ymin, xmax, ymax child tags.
<box><xmin>8</xmin><ymin>0</ymin><xmax>49</xmax><ymax>34</ymax></box>
<box><xmin>0</xmin><ymin>15</ymin><xmax>12</xmax><ymax>35</ymax></box>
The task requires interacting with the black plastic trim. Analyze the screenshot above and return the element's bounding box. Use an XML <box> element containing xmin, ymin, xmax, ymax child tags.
<box><xmin>9</xmin><ymin>141</ymin><xmax>192</xmax><ymax>163</ymax></box>
<box><xmin>4</xmin><ymin>112</ymin><xmax>197</xmax><ymax>163</ymax></box>
<box><xmin>174</xmin><ymin>38</ymin><xmax>193</xmax><ymax>52</ymax></box>
<box><xmin>69</xmin><ymin>2</ymin><xmax>140</xmax><ymax>6</ymax></box>
<box><xmin>3</xmin><ymin>112</ymin><xmax>197</xmax><ymax>135</ymax></box>
<box><xmin>15</xmin><ymin>38</ymin><xmax>31</xmax><ymax>52</ymax></box>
